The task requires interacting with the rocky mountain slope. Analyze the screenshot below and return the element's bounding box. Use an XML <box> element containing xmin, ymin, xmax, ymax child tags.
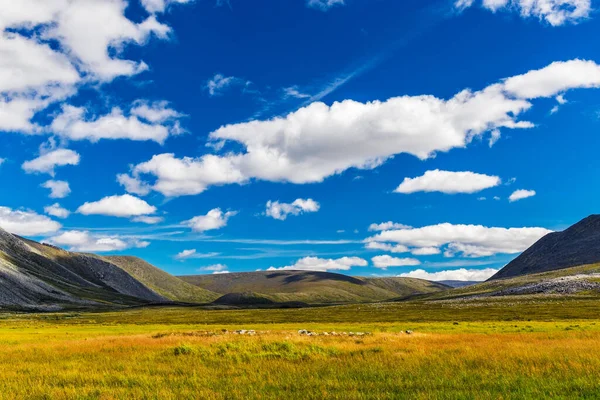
<box><xmin>490</xmin><ymin>215</ymin><xmax>600</xmax><ymax>280</ymax></box>
<box><xmin>0</xmin><ymin>227</ymin><xmax>217</xmax><ymax>310</ymax></box>
<box><xmin>180</xmin><ymin>270</ymin><xmax>450</xmax><ymax>304</ymax></box>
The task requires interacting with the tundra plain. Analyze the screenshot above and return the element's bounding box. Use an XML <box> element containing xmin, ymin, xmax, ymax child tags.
<box><xmin>2</xmin><ymin>296</ymin><xmax>600</xmax><ymax>399</ymax></box>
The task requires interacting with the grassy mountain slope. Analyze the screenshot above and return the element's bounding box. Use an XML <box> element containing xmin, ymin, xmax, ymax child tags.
<box><xmin>491</xmin><ymin>215</ymin><xmax>600</xmax><ymax>280</ymax></box>
<box><xmin>180</xmin><ymin>270</ymin><xmax>450</xmax><ymax>304</ymax></box>
<box><xmin>101</xmin><ymin>256</ymin><xmax>218</xmax><ymax>303</ymax></box>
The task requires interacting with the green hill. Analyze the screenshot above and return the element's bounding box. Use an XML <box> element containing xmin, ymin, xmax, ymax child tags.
<box><xmin>180</xmin><ymin>270</ymin><xmax>450</xmax><ymax>304</ymax></box>
<box><xmin>100</xmin><ymin>256</ymin><xmax>218</xmax><ymax>303</ymax></box>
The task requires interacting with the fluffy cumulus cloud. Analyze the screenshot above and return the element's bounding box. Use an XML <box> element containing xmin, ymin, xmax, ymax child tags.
<box><xmin>77</xmin><ymin>194</ymin><xmax>157</xmax><ymax>218</ymax></box>
<box><xmin>269</xmin><ymin>256</ymin><xmax>368</xmax><ymax>272</ymax></box>
<box><xmin>368</xmin><ymin>223</ymin><xmax>552</xmax><ymax>258</ymax></box>
<box><xmin>399</xmin><ymin>268</ymin><xmax>500</xmax><ymax>282</ymax></box>
<box><xmin>122</xmin><ymin>60</ymin><xmax>600</xmax><ymax>197</ymax></box>
<box><xmin>455</xmin><ymin>0</ymin><xmax>592</xmax><ymax>26</ymax></box>
<box><xmin>183</xmin><ymin>208</ymin><xmax>237</xmax><ymax>232</ymax></box>
<box><xmin>22</xmin><ymin>149</ymin><xmax>80</xmax><ymax>176</ymax></box>
<box><xmin>509</xmin><ymin>189</ymin><xmax>536</xmax><ymax>202</ymax></box>
<box><xmin>44</xmin><ymin>203</ymin><xmax>70</xmax><ymax>219</ymax></box>
<box><xmin>0</xmin><ymin>0</ymin><xmax>182</xmax><ymax>134</ymax></box>
<box><xmin>46</xmin><ymin>230</ymin><xmax>149</xmax><ymax>252</ymax></box>
<box><xmin>395</xmin><ymin>170</ymin><xmax>501</xmax><ymax>194</ymax></box>
<box><xmin>41</xmin><ymin>180</ymin><xmax>71</xmax><ymax>199</ymax></box>
<box><xmin>265</xmin><ymin>199</ymin><xmax>320</xmax><ymax>221</ymax></box>
<box><xmin>372</xmin><ymin>255</ymin><xmax>421</xmax><ymax>269</ymax></box>
<box><xmin>50</xmin><ymin>103</ymin><xmax>183</xmax><ymax>143</ymax></box>
<box><xmin>0</xmin><ymin>206</ymin><xmax>61</xmax><ymax>235</ymax></box>
<box><xmin>306</xmin><ymin>0</ymin><xmax>345</xmax><ymax>11</ymax></box>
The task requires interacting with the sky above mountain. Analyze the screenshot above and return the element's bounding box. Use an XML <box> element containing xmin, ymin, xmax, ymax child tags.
<box><xmin>0</xmin><ymin>0</ymin><xmax>598</xmax><ymax>281</ymax></box>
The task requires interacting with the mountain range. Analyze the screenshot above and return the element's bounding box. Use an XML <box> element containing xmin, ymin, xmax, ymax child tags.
<box><xmin>1</xmin><ymin>214</ymin><xmax>600</xmax><ymax>310</ymax></box>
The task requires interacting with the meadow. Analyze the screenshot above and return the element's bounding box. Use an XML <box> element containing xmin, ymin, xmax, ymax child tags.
<box><xmin>1</xmin><ymin>297</ymin><xmax>600</xmax><ymax>399</ymax></box>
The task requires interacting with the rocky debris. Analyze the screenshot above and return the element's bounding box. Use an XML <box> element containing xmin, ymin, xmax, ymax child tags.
<box><xmin>234</xmin><ymin>329</ymin><xmax>256</xmax><ymax>335</ymax></box>
<box><xmin>492</xmin><ymin>275</ymin><xmax>600</xmax><ymax>296</ymax></box>
<box><xmin>298</xmin><ymin>329</ymin><xmax>371</xmax><ymax>337</ymax></box>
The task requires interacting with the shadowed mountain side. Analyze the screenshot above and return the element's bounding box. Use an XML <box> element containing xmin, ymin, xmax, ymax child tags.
<box><xmin>491</xmin><ymin>215</ymin><xmax>600</xmax><ymax>280</ymax></box>
<box><xmin>179</xmin><ymin>271</ymin><xmax>450</xmax><ymax>304</ymax></box>
<box><xmin>100</xmin><ymin>256</ymin><xmax>219</xmax><ymax>303</ymax></box>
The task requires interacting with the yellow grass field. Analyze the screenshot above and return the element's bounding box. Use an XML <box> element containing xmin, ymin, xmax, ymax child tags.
<box><xmin>1</xmin><ymin>299</ymin><xmax>600</xmax><ymax>399</ymax></box>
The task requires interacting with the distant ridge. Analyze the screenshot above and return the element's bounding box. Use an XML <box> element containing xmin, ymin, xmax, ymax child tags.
<box><xmin>490</xmin><ymin>215</ymin><xmax>600</xmax><ymax>280</ymax></box>
<box><xmin>180</xmin><ymin>270</ymin><xmax>450</xmax><ymax>304</ymax></box>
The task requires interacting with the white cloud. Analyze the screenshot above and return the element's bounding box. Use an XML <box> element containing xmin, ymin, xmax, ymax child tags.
<box><xmin>269</xmin><ymin>256</ymin><xmax>367</xmax><ymax>272</ymax></box>
<box><xmin>395</xmin><ymin>170</ymin><xmax>501</xmax><ymax>194</ymax></box>
<box><xmin>200</xmin><ymin>264</ymin><xmax>228</xmax><ymax>272</ymax></box>
<box><xmin>265</xmin><ymin>198</ymin><xmax>320</xmax><ymax>220</ymax></box>
<box><xmin>411</xmin><ymin>247</ymin><xmax>441</xmax><ymax>256</ymax></box>
<box><xmin>368</xmin><ymin>223</ymin><xmax>551</xmax><ymax>258</ymax></box>
<box><xmin>131</xmin><ymin>216</ymin><xmax>164</xmax><ymax>224</ymax></box>
<box><xmin>504</xmin><ymin>60</ymin><xmax>600</xmax><ymax>98</ymax></box>
<box><xmin>77</xmin><ymin>195</ymin><xmax>157</xmax><ymax>218</ymax></box>
<box><xmin>0</xmin><ymin>0</ymin><xmax>182</xmax><ymax>135</ymax></box>
<box><xmin>175</xmin><ymin>249</ymin><xmax>220</xmax><ymax>260</ymax></box>
<box><xmin>306</xmin><ymin>0</ymin><xmax>345</xmax><ymax>11</ymax></box>
<box><xmin>206</xmin><ymin>73</ymin><xmax>248</xmax><ymax>96</ymax></box>
<box><xmin>0</xmin><ymin>158</ymin><xmax>5</xmax><ymax>166</ymax></box>
<box><xmin>130</xmin><ymin>100</ymin><xmax>184</xmax><ymax>123</ymax></box>
<box><xmin>456</xmin><ymin>0</ymin><xmax>592</xmax><ymax>26</ymax></box>
<box><xmin>399</xmin><ymin>268</ymin><xmax>499</xmax><ymax>282</ymax></box>
<box><xmin>183</xmin><ymin>208</ymin><xmax>237</xmax><ymax>232</ymax></box>
<box><xmin>22</xmin><ymin>149</ymin><xmax>80</xmax><ymax>176</ymax></box>
<box><xmin>50</xmin><ymin>104</ymin><xmax>183</xmax><ymax>144</ymax></box>
<box><xmin>0</xmin><ymin>206</ymin><xmax>61</xmax><ymax>236</ymax></box>
<box><xmin>365</xmin><ymin>242</ymin><xmax>410</xmax><ymax>253</ymax></box>
<box><xmin>119</xmin><ymin>153</ymin><xmax>245</xmax><ymax>197</ymax></box>
<box><xmin>41</xmin><ymin>180</ymin><xmax>71</xmax><ymax>199</ymax></box>
<box><xmin>368</xmin><ymin>222</ymin><xmax>412</xmax><ymax>231</ymax></box>
<box><xmin>283</xmin><ymin>86</ymin><xmax>311</xmax><ymax>99</ymax></box>
<box><xmin>140</xmin><ymin>0</ymin><xmax>193</xmax><ymax>14</ymax></box>
<box><xmin>44</xmin><ymin>203</ymin><xmax>70</xmax><ymax>219</ymax></box>
<box><xmin>117</xmin><ymin>174</ymin><xmax>152</xmax><ymax>196</ymax></box>
<box><xmin>46</xmin><ymin>230</ymin><xmax>150</xmax><ymax>252</ymax></box>
<box><xmin>125</xmin><ymin>60</ymin><xmax>600</xmax><ymax>197</ymax></box>
<box><xmin>488</xmin><ymin>129</ymin><xmax>501</xmax><ymax>147</ymax></box>
<box><xmin>372</xmin><ymin>255</ymin><xmax>421</xmax><ymax>269</ymax></box>
<box><xmin>509</xmin><ymin>189</ymin><xmax>536</xmax><ymax>202</ymax></box>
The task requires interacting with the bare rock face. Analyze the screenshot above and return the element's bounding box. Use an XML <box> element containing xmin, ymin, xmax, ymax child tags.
<box><xmin>0</xmin><ymin>226</ymin><xmax>166</xmax><ymax>310</ymax></box>
<box><xmin>491</xmin><ymin>215</ymin><xmax>600</xmax><ymax>280</ymax></box>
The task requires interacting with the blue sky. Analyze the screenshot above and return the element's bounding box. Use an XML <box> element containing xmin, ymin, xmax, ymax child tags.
<box><xmin>0</xmin><ymin>0</ymin><xmax>599</xmax><ymax>281</ymax></box>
